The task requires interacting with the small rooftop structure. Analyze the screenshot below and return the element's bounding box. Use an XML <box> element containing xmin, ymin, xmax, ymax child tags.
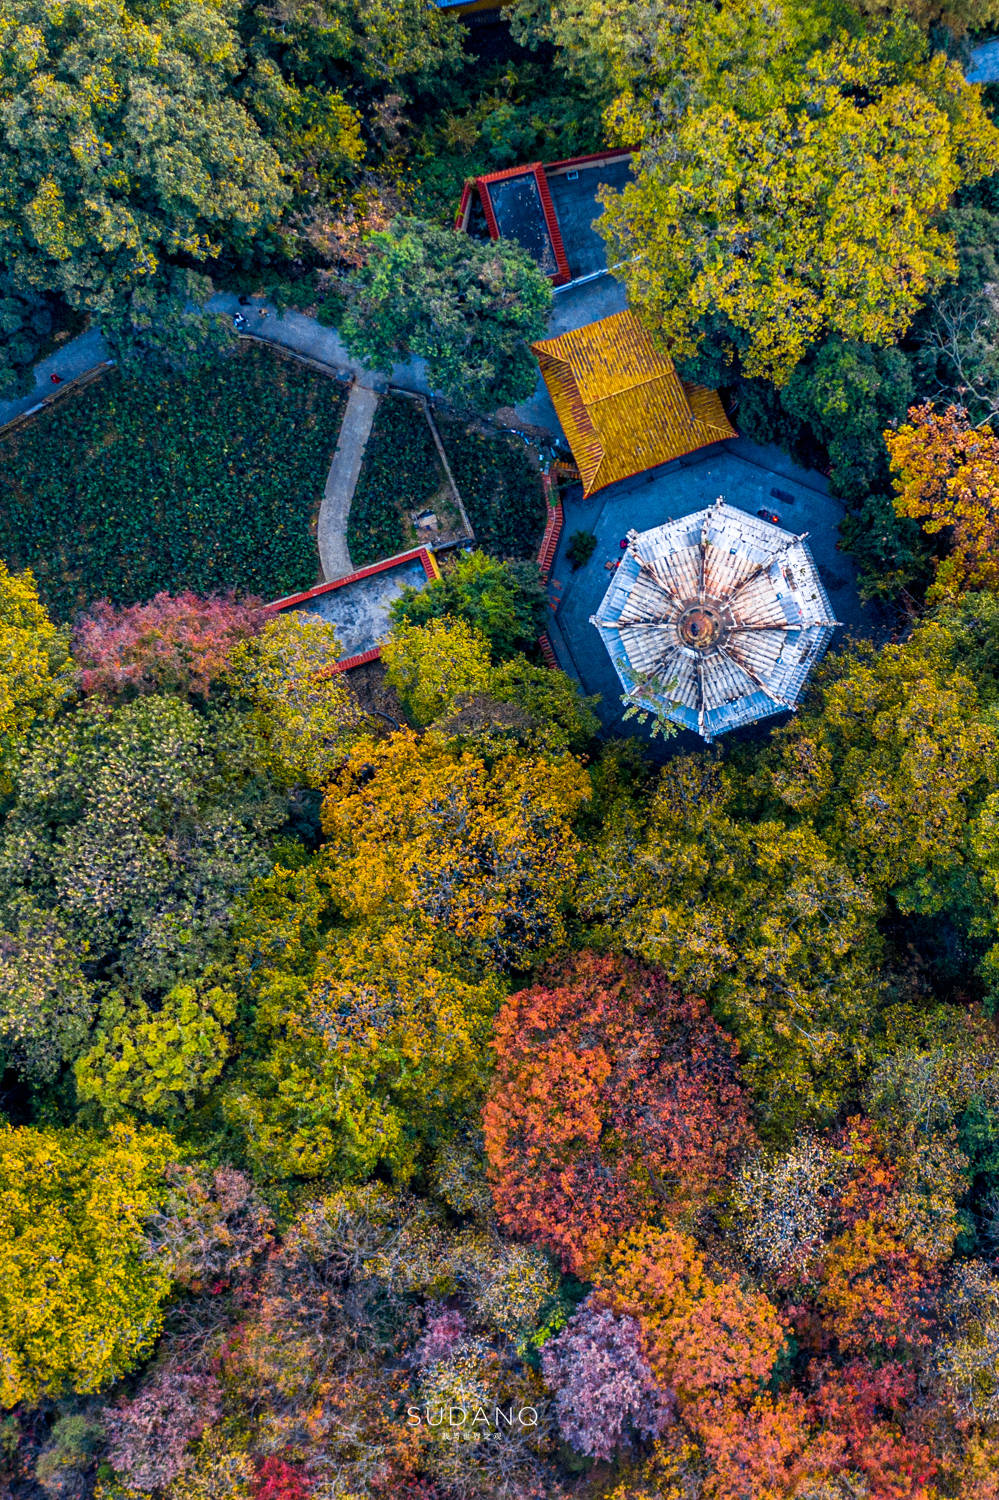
<box><xmin>469</xmin><ymin>163</ymin><xmax>571</xmax><ymax>284</ymax></box>
<box><xmin>533</xmin><ymin>310</ymin><xmax>735</xmax><ymax>496</ymax></box>
<box><xmin>456</xmin><ymin>151</ymin><xmax>634</xmax><ymax>285</ymax></box>
<box><xmin>268</xmin><ymin>548</ymin><xmax>438</xmax><ymax>670</ymax></box>
<box><xmin>590</xmin><ymin>498</ymin><xmax>838</xmax><ymax>740</ymax></box>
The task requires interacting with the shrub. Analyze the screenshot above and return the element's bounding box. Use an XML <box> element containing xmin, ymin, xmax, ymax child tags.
<box><xmin>347</xmin><ymin>396</ymin><xmax>445</xmax><ymax>566</ymax></box>
<box><xmin>437</xmin><ymin>418</ymin><xmax>548</xmax><ymax>559</ymax></box>
<box><xmin>566</xmin><ymin>531</ymin><xmax>596</xmax><ymax>570</ymax></box>
<box><xmin>34</xmin><ymin>1413</ymin><xmax>106</xmax><ymax>1499</ymax></box>
<box><xmin>0</xmin><ymin>346</ymin><xmax>346</xmax><ymax>621</ymax></box>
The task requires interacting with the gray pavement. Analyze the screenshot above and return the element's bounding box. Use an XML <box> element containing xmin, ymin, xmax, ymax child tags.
<box><xmin>0</xmin><ymin>294</ymin><xmax>433</xmax><ymax>432</ymax></box>
<box><xmin>968</xmin><ymin>39</ymin><xmax>999</xmax><ymax>82</ymax></box>
<box><xmin>287</xmin><ymin>553</ymin><xmax>431</xmax><ymax>658</ymax></box>
<box><xmin>319</xmin><ymin>382</ymin><xmax>379</xmax><ymax>580</ymax></box>
<box><xmin>511</xmin><ymin>274</ymin><xmax>628</xmax><ymax>433</ymax></box>
<box><xmin>0</xmin><ymin>327</ymin><xmax>112</xmax><ymax>428</ymax></box>
<box><xmin>210</xmin><ymin>293</ymin><xmax>434</xmax><ymax>395</ymax></box>
<box><xmin>546</xmin><ymin>438</ymin><xmax>878</xmax><ymax>744</ymax></box>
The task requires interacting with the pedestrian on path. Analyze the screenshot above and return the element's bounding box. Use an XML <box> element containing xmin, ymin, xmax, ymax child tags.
<box><xmin>258</xmin><ymin>307</ymin><xmax>269</xmax><ymax>321</ymax></box>
<box><xmin>233</xmin><ymin>313</ymin><xmax>247</xmax><ymax>331</ymax></box>
<box><xmin>50</xmin><ymin>372</ymin><xmax>62</xmax><ymax>384</ymax></box>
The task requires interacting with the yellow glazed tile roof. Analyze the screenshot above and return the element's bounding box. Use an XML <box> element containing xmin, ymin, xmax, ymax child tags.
<box><xmin>532</xmin><ymin>310</ymin><xmax>735</xmax><ymax>496</ymax></box>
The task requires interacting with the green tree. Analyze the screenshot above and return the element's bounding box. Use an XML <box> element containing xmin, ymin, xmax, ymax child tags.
<box><xmin>852</xmin><ymin>0</ymin><xmax>999</xmax><ymax>36</ymax></box>
<box><xmin>837</xmin><ymin>490</ymin><xmax>934</xmax><ymax>606</ymax></box>
<box><xmin>390</xmin><ymin>551</ymin><xmax>548</xmax><ymax>660</ymax></box>
<box><xmin>251</xmin><ymin>0</ymin><xmax>463</xmax><ymax>99</ymax></box>
<box><xmin>339</xmin><ymin>219</ymin><xmax>553</xmax><ymax>409</ymax></box>
<box><xmin>0</xmin><ymin>696</ymin><xmax>283</xmax><ymax>1081</ymax></box>
<box><xmin>763</xmin><ymin>626</ymin><xmax>999</xmax><ymax>913</ymax></box>
<box><xmin>0</xmin><ymin>277</ymin><xmax>60</xmax><ymax>398</ymax></box>
<box><xmin>913</xmin><ymin>191</ymin><xmax>999</xmax><ymax>425</ymax></box>
<box><xmin>510</xmin><ymin>0</ymin><xmax>659</xmax><ymax>96</ymax></box>
<box><xmin>75</xmin><ymin>982</ymin><xmax>237</xmax><ymax>1121</ymax></box>
<box><xmin>98</xmin><ymin>268</ymin><xmax>238</xmax><ymax>377</ymax></box>
<box><xmin>0</xmin><ymin>1122</ymin><xmax>175</xmax><ymax>1405</ymax></box>
<box><xmin>781</xmin><ymin>338</ymin><xmax>914</xmax><ymax>502</ymax></box>
<box><xmin>0</xmin><ymin>0</ymin><xmax>288</xmax><ymax>318</ymax></box>
<box><xmin>434</xmin><ymin>655</ymin><xmax>601</xmax><ymax>756</ymax></box>
<box><xmin>597</xmin><ymin>0</ymin><xmax>999</xmax><ymax>382</ymax></box>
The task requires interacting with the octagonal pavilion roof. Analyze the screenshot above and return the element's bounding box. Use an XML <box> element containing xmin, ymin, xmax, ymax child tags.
<box><xmin>590</xmin><ymin>498</ymin><xmax>839</xmax><ymax>740</ymax></box>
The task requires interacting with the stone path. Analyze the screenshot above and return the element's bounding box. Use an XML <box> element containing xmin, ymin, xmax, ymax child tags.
<box><xmin>0</xmin><ymin>276</ymin><xmax>625</xmax><ymax>434</ymax></box>
<box><xmin>318</xmin><ymin>382</ymin><xmax>379</xmax><ymax>580</ymax></box>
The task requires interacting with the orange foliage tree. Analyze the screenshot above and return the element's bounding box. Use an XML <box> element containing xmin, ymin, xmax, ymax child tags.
<box><xmin>817</xmin><ymin>1217</ymin><xmax>939</xmax><ymax>1356</ymax></box>
<box><xmin>594</xmin><ymin>1225</ymin><xmax>785</xmax><ymax>1415</ymax></box>
<box><xmin>886</xmin><ymin>402</ymin><xmax>999</xmax><ymax>596</ymax></box>
<box><xmin>483</xmin><ymin>953</ymin><xmax>753</xmax><ymax>1273</ymax></box>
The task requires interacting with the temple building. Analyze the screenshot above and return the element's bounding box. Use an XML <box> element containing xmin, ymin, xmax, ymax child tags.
<box><xmin>532</xmin><ymin>310</ymin><xmax>735</xmax><ymax>495</ymax></box>
<box><xmin>591</xmin><ymin>498</ymin><xmax>838</xmax><ymax>740</ymax></box>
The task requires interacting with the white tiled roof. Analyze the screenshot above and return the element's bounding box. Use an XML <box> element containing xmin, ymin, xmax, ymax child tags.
<box><xmin>591</xmin><ymin>497</ymin><xmax>839</xmax><ymax>740</ymax></box>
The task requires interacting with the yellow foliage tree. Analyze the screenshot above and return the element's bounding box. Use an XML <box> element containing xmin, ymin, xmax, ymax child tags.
<box><xmin>0</xmin><ymin>1122</ymin><xmax>175</xmax><ymax>1405</ymax></box>
<box><xmin>225</xmin><ymin>921</ymin><xmax>503</xmax><ymax>1181</ymax></box>
<box><xmin>597</xmin><ymin>0</ymin><xmax>999</xmax><ymax>382</ymax></box>
<box><xmin>320</xmin><ymin>729</ymin><xmax>589</xmax><ymax>965</ymax></box>
<box><xmin>0</xmin><ymin>560</ymin><xmax>73</xmax><ymax>788</ymax></box>
<box><xmin>885</xmin><ymin>402</ymin><xmax>999</xmax><ymax>598</ymax></box>
<box><xmin>381</xmin><ymin>614</ymin><xmax>493</xmax><ymax>728</ymax></box>
<box><xmin>225</xmin><ymin>611</ymin><xmax>365</xmax><ymax>788</ymax></box>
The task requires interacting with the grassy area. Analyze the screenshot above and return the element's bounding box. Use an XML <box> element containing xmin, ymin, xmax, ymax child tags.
<box><xmin>0</xmin><ymin>344</ymin><xmax>347</xmax><ymax>621</ymax></box>
<box><xmin>437</xmin><ymin>416</ymin><xmax>548</xmax><ymax>558</ymax></box>
<box><xmin>348</xmin><ymin>395</ymin><xmax>454</xmax><ymax>566</ymax></box>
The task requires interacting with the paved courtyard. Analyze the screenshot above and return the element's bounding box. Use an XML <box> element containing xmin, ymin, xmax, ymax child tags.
<box><xmin>544</xmin><ymin>435</ymin><xmax>880</xmax><ymax>744</ymax></box>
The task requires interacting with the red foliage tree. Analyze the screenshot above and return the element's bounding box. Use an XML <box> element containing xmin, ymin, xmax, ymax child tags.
<box><xmin>483</xmin><ymin>952</ymin><xmax>753</xmax><ymax>1274</ymax></box>
<box><xmin>254</xmin><ymin>1456</ymin><xmax>312</xmax><ymax>1499</ymax></box>
<box><xmin>72</xmin><ymin>591</ymin><xmax>265</xmax><ymax>698</ymax></box>
<box><xmin>697</xmin><ymin>1391</ymin><xmax>841</xmax><ymax>1500</ymax></box>
<box><xmin>808</xmin><ymin>1360</ymin><xmax>938</xmax><ymax>1500</ymax></box>
<box><xmin>817</xmin><ymin>1217</ymin><xmax>939</xmax><ymax>1356</ymax></box>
